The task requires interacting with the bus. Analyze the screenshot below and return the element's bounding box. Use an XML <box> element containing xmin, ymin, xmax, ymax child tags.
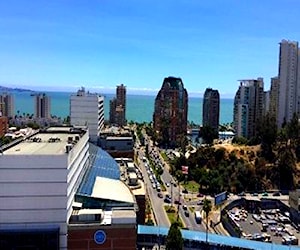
<box><xmin>195</xmin><ymin>211</ymin><xmax>202</xmax><ymax>224</ymax></box>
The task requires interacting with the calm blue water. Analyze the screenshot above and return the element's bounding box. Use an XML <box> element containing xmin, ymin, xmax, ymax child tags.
<box><xmin>10</xmin><ymin>91</ymin><xmax>233</xmax><ymax>125</ymax></box>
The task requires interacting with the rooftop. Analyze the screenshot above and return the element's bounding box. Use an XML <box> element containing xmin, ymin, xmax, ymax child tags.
<box><xmin>3</xmin><ymin>128</ymin><xmax>83</xmax><ymax>155</ymax></box>
<box><xmin>77</xmin><ymin>143</ymin><xmax>120</xmax><ymax>196</ymax></box>
<box><xmin>92</xmin><ymin>176</ymin><xmax>134</xmax><ymax>204</ymax></box>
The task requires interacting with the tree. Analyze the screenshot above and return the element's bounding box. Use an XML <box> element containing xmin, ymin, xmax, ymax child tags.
<box><xmin>256</xmin><ymin>113</ymin><xmax>277</xmax><ymax>161</ymax></box>
<box><xmin>166</xmin><ymin>221</ymin><xmax>183</xmax><ymax>250</ymax></box>
<box><xmin>200</xmin><ymin>125</ymin><xmax>218</xmax><ymax>145</ymax></box>
<box><xmin>203</xmin><ymin>198</ymin><xmax>212</xmax><ymax>244</ymax></box>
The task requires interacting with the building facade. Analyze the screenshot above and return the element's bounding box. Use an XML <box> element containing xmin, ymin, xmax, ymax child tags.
<box><xmin>153</xmin><ymin>76</ymin><xmax>188</xmax><ymax>147</ymax></box>
<box><xmin>0</xmin><ymin>116</ymin><xmax>8</xmax><ymax>136</ymax></box>
<box><xmin>0</xmin><ymin>127</ymin><xmax>90</xmax><ymax>250</ymax></box>
<box><xmin>269</xmin><ymin>76</ymin><xmax>279</xmax><ymax>121</ymax></box>
<box><xmin>109</xmin><ymin>84</ymin><xmax>126</xmax><ymax>126</ymax></box>
<box><xmin>233</xmin><ymin>78</ymin><xmax>264</xmax><ymax>139</ymax></box>
<box><xmin>34</xmin><ymin>93</ymin><xmax>51</xmax><ymax>119</ymax></box>
<box><xmin>277</xmin><ymin>40</ymin><xmax>300</xmax><ymax>128</ymax></box>
<box><xmin>0</xmin><ymin>93</ymin><xmax>14</xmax><ymax>118</ymax></box>
<box><xmin>202</xmin><ymin>88</ymin><xmax>220</xmax><ymax>133</ymax></box>
<box><xmin>70</xmin><ymin>87</ymin><xmax>104</xmax><ymax>143</ymax></box>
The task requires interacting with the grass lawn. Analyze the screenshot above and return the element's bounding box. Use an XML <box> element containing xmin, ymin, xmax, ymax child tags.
<box><xmin>181</xmin><ymin>180</ymin><xmax>200</xmax><ymax>193</ymax></box>
<box><xmin>164</xmin><ymin>205</ymin><xmax>183</xmax><ymax>228</ymax></box>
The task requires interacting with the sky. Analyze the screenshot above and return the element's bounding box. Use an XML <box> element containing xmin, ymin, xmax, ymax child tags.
<box><xmin>1</xmin><ymin>0</ymin><xmax>300</xmax><ymax>98</ymax></box>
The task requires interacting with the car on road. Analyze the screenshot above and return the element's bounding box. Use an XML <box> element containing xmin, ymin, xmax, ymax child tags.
<box><xmin>164</xmin><ymin>197</ymin><xmax>171</xmax><ymax>203</ymax></box>
<box><xmin>157</xmin><ymin>193</ymin><xmax>163</xmax><ymax>198</ymax></box>
<box><xmin>182</xmin><ymin>189</ymin><xmax>188</xmax><ymax>194</ymax></box>
<box><xmin>273</xmin><ymin>192</ymin><xmax>280</xmax><ymax>196</ymax></box>
<box><xmin>183</xmin><ymin>205</ymin><xmax>187</xmax><ymax>210</ymax></box>
<box><xmin>197</xmin><ymin>193</ymin><xmax>204</xmax><ymax>197</ymax></box>
<box><xmin>174</xmin><ymin>200</ymin><xmax>182</xmax><ymax>205</ymax></box>
<box><xmin>197</xmin><ymin>200</ymin><xmax>204</xmax><ymax>205</ymax></box>
<box><xmin>184</xmin><ymin>210</ymin><xmax>190</xmax><ymax>217</ymax></box>
<box><xmin>166</xmin><ymin>182</ymin><xmax>170</xmax><ymax>187</ymax></box>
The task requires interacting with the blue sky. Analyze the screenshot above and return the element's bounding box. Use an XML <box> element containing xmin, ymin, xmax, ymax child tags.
<box><xmin>1</xmin><ymin>0</ymin><xmax>300</xmax><ymax>98</ymax></box>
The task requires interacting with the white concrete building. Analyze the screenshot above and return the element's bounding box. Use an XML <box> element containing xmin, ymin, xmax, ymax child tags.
<box><xmin>70</xmin><ymin>87</ymin><xmax>104</xmax><ymax>143</ymax></box>
<box><xmin>0</xmin><ymin>127</ymin><xmax>89</xmax><ymax>250</ymax></box>
<box><xmin>278</xmin><ymin>40</ymin><xmax>300</xmax><ymax>127</ymax></box>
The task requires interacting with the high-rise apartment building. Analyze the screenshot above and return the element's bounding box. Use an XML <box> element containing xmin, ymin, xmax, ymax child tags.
<box><xmin>269</xmin><ymin>76</ymin><xmax>279</xmax><ymax>121</ymax></box>
<box><xmin>70</xmin><ymin>87</ymin><xmax>104</xmax><ymax>143</ymax></box>
<box><xmin>109</xmin><ymin>84</ymin><xmax>126</xmax><ymax>126</ymax></box>
<box><xmin>34</xmin><ymin>93</ymin><xmax>51</xmax><ymax>119</ymax></box>
<box><xmin>233</xmin><ymin>78</ymin><xmax>264</xmax><ymax>139</ymax></box>
<box><xmin>0</xmin><ymin>93</ymin><xmax>14</xmax><ymax>118</ymax></box>
<box><xmin>277</xmin><ymin>40</ymin><xmax>300</xmax><ymax>127</ymax></box>
<box><xmin>153</xmin><ymin>76</ymin><xmax>188</xmax><ymax>147</ymax></box>
<box><xmin>202</xmin><ymin>88</ymin><xmax>220</xmax><ymax>133</ymax></box>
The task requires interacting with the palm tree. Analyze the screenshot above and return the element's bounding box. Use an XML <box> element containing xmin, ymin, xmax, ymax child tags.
<box><xmin>203</xmin><ymin>198</ymin><xmax>212</xmax><ymax>244</ymax></box>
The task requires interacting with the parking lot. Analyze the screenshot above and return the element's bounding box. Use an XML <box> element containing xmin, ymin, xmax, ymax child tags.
<box><xmin>229</xmin><ymin>206</ymin><xmax>299</xmax><ymax>246</ymax></box>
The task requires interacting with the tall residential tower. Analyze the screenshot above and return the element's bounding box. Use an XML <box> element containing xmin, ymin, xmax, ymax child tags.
<box><xmin>109</xmin><ymin>84</ymin><xmax>126</xmax><ymax>126</ymax></box>
<box><xmin>153</xmin><ymin>77</ymin><xmax>188</xmax><ymax>147</ymax></box>
<box><xmin>233</xmin><ymin>78</ymin><xmax>264</xmax><ymax>139</ymax></box>
<box><xmin>70</xmin><ymin>87</ymin><xmax>104</xmax><ymax>143</ymax></box>
<box><xmin>34</xmin><ymin>93</ymin><xmax>51</xmax><ymax>119</ymax></box>
<box><xmin>0</xmin><ymin>93</ymin><xmax>14</xmax><ymax>118</ymax></box>
<box><xmin>277</xmin><ymin>40</ymin><xmax>300</xmax><ymax>127</ymax></box>
<box><xmin>202</xmin><ymin>88</ymin><xmax>220</xmax><ymax>133</ymax></box>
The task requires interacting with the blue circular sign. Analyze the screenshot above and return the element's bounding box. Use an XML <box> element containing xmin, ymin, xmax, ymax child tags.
<box><xmin>94</xmin><ymin>230</ymin><xmax>106</xmax><ymax>245</ymax></box>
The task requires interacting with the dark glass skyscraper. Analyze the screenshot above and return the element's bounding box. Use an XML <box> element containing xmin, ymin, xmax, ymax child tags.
<box><xmin>153</xmin><ymin>77</ymin><xmax>188</xmax><ymax>147</ymax></box>
<box><xmin>202</xmin><ymin>88</ymin><xmax>220</xmax><ymax>133</ymax></box>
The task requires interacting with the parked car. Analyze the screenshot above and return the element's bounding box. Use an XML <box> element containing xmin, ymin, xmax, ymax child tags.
<box><xmin>157</xmin><ymin>193</ymin><xmax>163</xmax><ymax>198</ymax></box>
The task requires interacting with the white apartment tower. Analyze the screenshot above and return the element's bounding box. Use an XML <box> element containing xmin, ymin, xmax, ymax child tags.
<box><xmin>70</xmin><ymin>87</ymin><xmax>104</xmax><ymax>143</ymax></box>
<box><xmin>0</xmin><ymin>93</ymin><xmax>14</xmax><ymax>117</ymax></box>
<box><xmin>233</xmin><ymin>78</ymin><xmax>264</xmax><ymax>139</ymax></box>
<box><xmin>34</xmin><ymin>93</ymin><xmax>51</xmax><ymax>118</ymax></box>
<box><xmin>277</xmin><ymin>40</ymin><xmax>300</xmax><ymax>127</ymax></box>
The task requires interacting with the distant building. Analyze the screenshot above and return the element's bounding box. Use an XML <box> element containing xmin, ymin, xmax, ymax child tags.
<box><xmin>98</xmin><ymin>126</ymin><xmax>134</xmax><ymax>158</ymax></box>
<box><xmin>263</xmin><ymin>90</ymin><xmax>270</xmax><ymax>116</ymax></box>
<box><xmin>0</xmin><ymin>116</ymin><xmax>8</xmax><ymax>136</ymax></box>
<box><xmin>70</xmin><ymin>87</ymin><xmax>104</xmax><ymax>143</ymax></box>
<box><xmin>0</xmin><ymin>93</ymin><xmax>14</xmax><ymax>118</ymax></box>
<box><xmin>109</xmin><ymin>84</ymin><xmax>126</xmax><ymax>126</ymax></box>
<box><xmin>153</xmin><ymin>76</ymin><xmax>188</xmax><ymax>147</ymax></box>
<box><xmin>202</xmin><ymin>88</ymin><xmax>220</xmax><ymax>133</ymax></box>
<box><xmin>34</xmin><ymin>93</ymin><xmax>51</xmax><ymax>119</ymax></box>
<box><xmin>277</xmin><ymin>40</ymin><xmax>300</xmax><ymax>128</ymax></box>
<box><xmin>269</xmin><ymin>76</ymin><xmax>279</xmax><ymax>121</ymax></box>
<box><xmin>233</xmin><ymin>78</ymin><xmax>264</xmax><ymax>139</ymax></box>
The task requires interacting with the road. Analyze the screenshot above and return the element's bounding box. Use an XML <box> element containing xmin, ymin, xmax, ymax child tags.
<box><xmin>136</xmin><ymin>138</ymin><xmax>206</xmax><ymax>232</ymax></box>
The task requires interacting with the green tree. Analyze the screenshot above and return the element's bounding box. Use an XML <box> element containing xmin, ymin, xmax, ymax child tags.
<box><xmin>256</xmin><ymin>113</ymin><xmax>277</xmax><ymax>161</ymax></box>
<box><xmin>166</xmin><ymin>221</ymin><xmax>183</xmax><ymax>250</ymax></box>
<box><xmin>203</xmin><ymin>198</ymin><xmax>212</xmax><ymax>244</ymax></box>
<box><xmin>200</xmin><ymin>125</ymin><xmax>218</xmax><ymax>145</ymax></box>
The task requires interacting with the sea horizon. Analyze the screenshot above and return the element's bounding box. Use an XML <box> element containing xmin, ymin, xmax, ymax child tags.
<box><xmin>7</xmin><ymin>89</ymin><xmax>234</xmax><ymax>125</ymax></box>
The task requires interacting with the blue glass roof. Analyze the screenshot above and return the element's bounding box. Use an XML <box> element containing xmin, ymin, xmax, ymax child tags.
<box><xmin>77</xmin><ymin>143</ymin><xmax>120</xmax><ymax>196</ymax></box>
<box><xmin>137</xmin><ymin>225</ymin><xmax>300</xmax><ymax>250</ymax></box>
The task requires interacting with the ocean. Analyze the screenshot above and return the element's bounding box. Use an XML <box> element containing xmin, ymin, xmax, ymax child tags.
<box><xmin>11</xmin><ymin>91</ymin><xmax>233</xmax><ymax>125</ymax></box>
